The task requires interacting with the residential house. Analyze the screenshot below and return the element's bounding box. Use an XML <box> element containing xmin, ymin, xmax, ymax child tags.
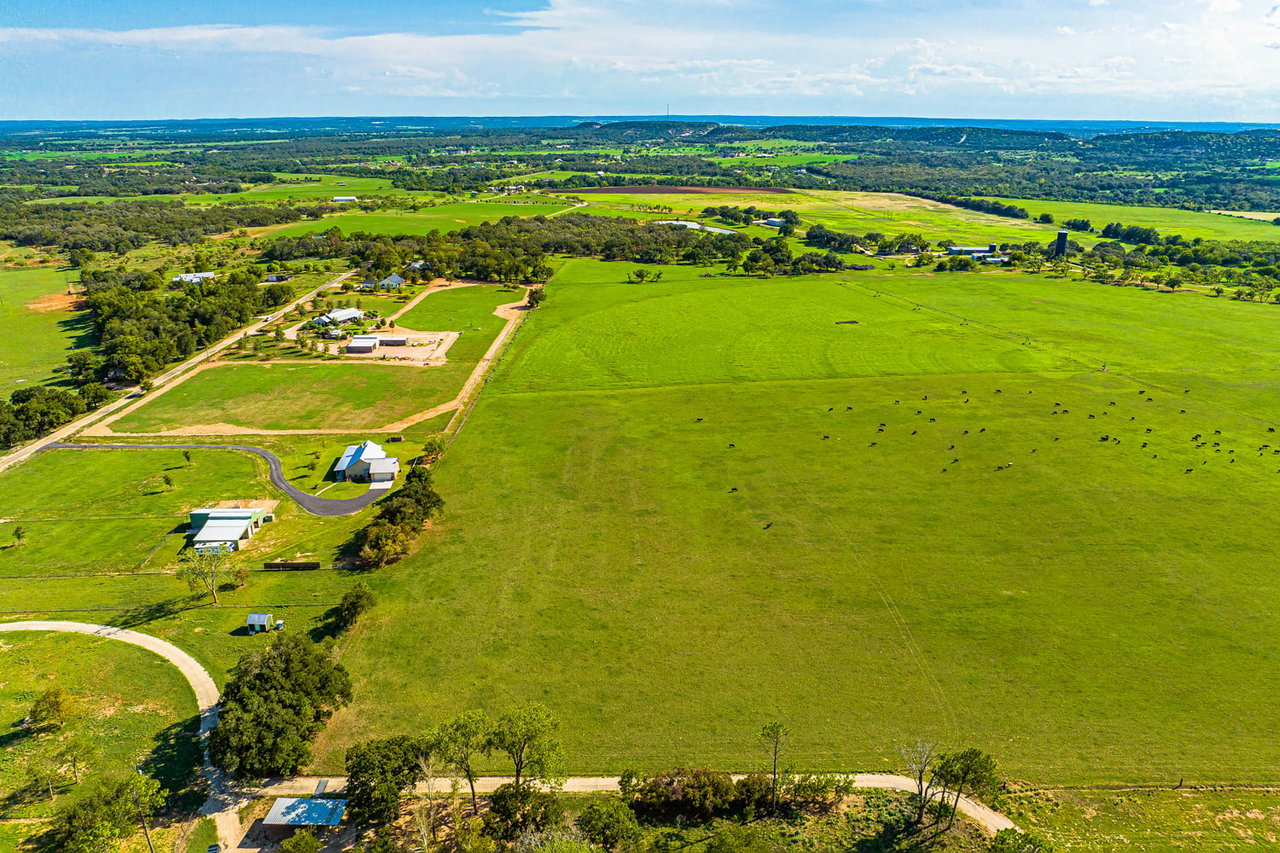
<box><xmin>334</xmin><ymin>440</ymin><xmax>400</xmax><ymax>483</ymax></box>
<box><xmin>315</xmin><ymin>307</ymin><xmax>365</xmax><ymax>325</ymax></box>
<box><xmin>172</xmin><ymin>272</ymin><xmax>218</xmax><ymax>284</ymax></box>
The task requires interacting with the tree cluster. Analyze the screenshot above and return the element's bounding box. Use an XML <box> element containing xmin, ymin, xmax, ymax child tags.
<box><xmin>81</xmin><ymin>267</ymin><xmax>295</xmax><ymax>384</ymax></box>
<box><xmin>0</xmin><ymin>383</ymin><xmax>111</xmax><ymax>450</ymax></box>
<box><xmin>0</xmin><ymin>198</ymin><xmax>304</xmax><ymax>253</ymax></box>
<box><xmin>209</xmin><ymin>633</ymin><xmax>352</xmax><ymax>778</ymax></box>
<box><xmin>359</xmin><ymin>465</ymin><xmax>446</xmax><ymax>568</ymax></box>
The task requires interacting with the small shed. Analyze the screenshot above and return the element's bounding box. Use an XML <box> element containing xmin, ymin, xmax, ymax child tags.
<box><xmin>247</xmin><ymin>613</ymin><xmax>273</xmax><ymax>634</ymax></box>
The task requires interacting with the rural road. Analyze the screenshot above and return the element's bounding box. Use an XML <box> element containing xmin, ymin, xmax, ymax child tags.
<box><xmin>258</xmin><ymin>773</ymin><xmax>1018</xmax><ymax>835</ymax></box>
<box><xmin>0</xmin><ymin>271</ymin><xmax>353</xmax><ymax>475</ymax></box>
<box><xmin>44</xmin><ymin>442</ymin><xmax>385</xmax><ymax>516</ymax></box>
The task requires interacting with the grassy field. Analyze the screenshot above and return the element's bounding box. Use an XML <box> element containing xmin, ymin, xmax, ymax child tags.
<box><xmin>0</xmin><ymin>436</ymin><xmax>393</xmax><ymax>682</ymax></box>
<box><xmin>395</xmin><ymin>284</ymin><xmax>518</xmax><ymax>361</ymax></box>
<box><xmin>980</xmin><ymin>197</ymin><xmax>1280</xmax><ymax>242</ymax></box>
<box><xmin>1009</xmin><ymin>787</ymin><xmax>1280</xmax><ymax>850</ymax></box>
<box><xmin>0</xmin><ymin>264</ymin><xmax>95</xmax><ymax>387</ymax></box>
<box><xmin>316</xmin><ymin>259</ymin><xmax>1280</xmax><ymax>788</ymax></box>
<box><xmin>109</xmin><ymin>362</ymin><xmax>474</xmax><ymax>433</ymax></box>
<box><xmin>262</xmin><ymin>201</ymin><xmax>571</xmax><ymax>238</ymax></box>
<box><xmin>0</xmin><ymin>446</ymin><xmax>355</xmax><ymax>575</ymax></box>
<box><xmin>0</xmin><ymin>630</ymin><xmax>200</xmax><ymax>818</ymax></box>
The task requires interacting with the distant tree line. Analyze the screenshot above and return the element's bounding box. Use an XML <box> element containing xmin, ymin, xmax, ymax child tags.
<box><xmin>0</xmin><ymin>199</ymin><xmax>307</xmax><ymax>253</ymax></box>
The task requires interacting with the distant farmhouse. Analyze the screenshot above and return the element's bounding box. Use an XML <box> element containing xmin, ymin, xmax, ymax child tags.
<box><xmin>189</xmin><ymin>507</ymin><xmax>272</xmax><ymax>554</ymax></box>
<box><xmin>332</xmin><ymin>196</ymin><xmax>358</xmax><ymax>203</ymax></box>
<box><xmin>334</xmin><ymin>440</ymin><xmax>400</xmax><ymax>483</ymax></box>
<box><xmin>265</xmin><ymin>273</ymin><xmax>293</xmax><ymax>283</ymax></box>
<box><xmin>947</xmin><ymin>243</ymin><xmax>1009</xmax><ymax>264</ymax></box>
<box><xmin>172</xmin><ymin>272</ymin><xmax>218</xmax><ymax>284</ymax></box>
<box><xmin>360</xmin><ymin>273</ymin><xmax>405</xmax><ymax>291</ymax></box>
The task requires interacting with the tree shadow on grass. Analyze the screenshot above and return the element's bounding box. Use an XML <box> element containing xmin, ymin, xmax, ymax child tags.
<box><xmin>139</xmin><ymin>715</ymin><xmax>205</xmax><ymax>812</ymax></box>
<box><xmin>308</xmin><ymin>606</ymin><xmax>342</xmax><ymax>643</ymax></box>
<box><xmin>108</xmin><ymin>596</ymin><xmax>204</xmax><ymax>630</ymax></box>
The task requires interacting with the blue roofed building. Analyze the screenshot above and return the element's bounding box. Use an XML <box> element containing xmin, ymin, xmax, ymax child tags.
<box><xmin>334</xmin><ymin>440</ymin><xmax>400</xmax><ymax>483</ymax></box>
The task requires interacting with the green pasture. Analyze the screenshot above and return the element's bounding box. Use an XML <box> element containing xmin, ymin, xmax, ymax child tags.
<box><xmin>981</xmin><ymin>196</ymin><xmax>1280</xmax><ymax>242</ymax></box>
<box><xmin>1010</xmin><ymin>787</ymin><xmax>1280</xmax><ymax>851</ymax></box>
<box><xmin>0</xmin><ymin>569</ymin><xmax>364</xmax><ymax>685</ymax></box>
<box><xmin>262</xmin><ymin>200</ymin><xmax>571</xmax><ymax>238</ymax></box>
<box><xmin>0</xmin><ymin>439</ymin><xmax>386</xmax><ymax>680</ymax></box>
<box><xmin>0</xmin><ymin>446</ymin><xmax>330</xmax><ymax>575</ymax></box>
<box><xmin>319</xmin><ymin>259</ymin><xmax>1280</xmax><ymax>786</ymax></box>
<box><xmin>109</xmin><ymin>362</ymin><xmax>472</xmax><ymax>433</ymax></box>
<box><xmin>0</xmin><ymin>631</ymin><xmax>200</xmax><ymax>818</ymax></box>
<box><xmin>395</xmin><ymin>284</ymin><xmax>517</xmax><ymax>361</ymax></box>
<box><xmin>555</xmin><ymin>188</ymin><xmax>1067</xmax><ymax>244</ymax></box>
<box><xmin>0</xmin><ymin>264</ymin><xmax>95</xmax><ymax>387</ymax></box>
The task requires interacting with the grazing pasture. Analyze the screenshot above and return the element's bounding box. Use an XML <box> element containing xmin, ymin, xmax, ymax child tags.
<box><xmin>0</xmin><ymin>264</ymin><xmax>95</xmax><ymax>387</ymax></box>
<box><xmin>0</xmin><ymin>447</ymin><xmax>265</xmax><ymax>575</ymax></box>
<box><xmin>1009</xmin><ymin>787</ymin><xmax>1280</xmax><ymax>851</ymax></box>
<box><xmin>318</xmin><ymin>259</ymin><xmax>1280</xmax><ymax>785</ymax></box>
<box><xmin>561</xmin><ymin>188</ymin><xmax>1069</xmax><ymax>245</ymax></box>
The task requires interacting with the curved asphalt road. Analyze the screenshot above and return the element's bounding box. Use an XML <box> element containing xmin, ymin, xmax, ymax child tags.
<box><xmin>45</xmin><ymin>442</ymin><xmax>385</xmax><ymax>516</ymax></box>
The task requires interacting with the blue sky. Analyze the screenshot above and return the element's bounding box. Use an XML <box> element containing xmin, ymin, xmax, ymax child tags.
<box><xmin>3</xmin><ymin>0</ymin><xmax>1279</xmax><ymax>120</ymax></box>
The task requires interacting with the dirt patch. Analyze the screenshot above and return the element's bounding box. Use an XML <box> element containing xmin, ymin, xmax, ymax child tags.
<box><xmin>571</xmin><ymin>185</ymin><xmax>795</xmax><ymax>195</ymax></box>
<box><xmin>1211</xmin><ymin>210</ymin><xmax>1280</xmax><ymax>221</ymax></box>
<box><xmin>214</xmin><ymin>498</ymin><xmax>280</xmax><ymax>514</ymax></box>
<box><xmin>26</xmin><ymin>292</ymin><xmax>82</xmax><ymax>313</ymax></box>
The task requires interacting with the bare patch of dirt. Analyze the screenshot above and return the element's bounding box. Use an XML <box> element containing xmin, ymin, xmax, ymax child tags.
<box><xmin>26</xmin><ymin>292</ymin><xmax>82</xmax><ymax>313</ymax></box>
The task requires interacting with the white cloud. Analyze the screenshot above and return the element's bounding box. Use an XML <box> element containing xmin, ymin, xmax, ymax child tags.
<box><xmin>3</xmin><ymin>0</ymin><xmax>1280</xmax><ymax>117</ymax></box>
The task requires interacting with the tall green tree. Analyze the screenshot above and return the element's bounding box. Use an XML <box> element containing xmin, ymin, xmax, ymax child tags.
<box><xmin>435</xmin><ymin>709</ymin><xmax>493</xmax><ymax>812</ymax></box>
<box><xmin>935</xmin><ymin>748</ymin><xmax>1000</xmax><ymax>830</ymax></box>
<box><xmin>28</xmin><ymin>686</ymin><xmax>72</xmax><ymax>730</ymax></box>
<box><xmin>45</xmin><ymin>774</ymin><xmax>164</xmax><ymax>853</ymax></box>
<box><xmin>757</xmin><ymin>721</ymin><xmax>789</xmax><ymax>816</ymax></box>
<box><xmin>345</xmin><ymin>736</ymin><xmax>425</xmax><ymax>828</ymax></box>
<box><xmin>487</xmin><ymin>703</ymin><xmax>565</xmax><ymax>789</ymax></box>
<box><xmin>176</xmin><ymin>549</ymin><xmax>233</xmax><ymax>604</ymax></box>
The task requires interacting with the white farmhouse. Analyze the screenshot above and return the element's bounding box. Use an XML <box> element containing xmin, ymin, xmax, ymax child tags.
<box><xmin>334</xmin><ymin>440</ymin><xmax>400</xmax><ymax>483</ymax></box>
